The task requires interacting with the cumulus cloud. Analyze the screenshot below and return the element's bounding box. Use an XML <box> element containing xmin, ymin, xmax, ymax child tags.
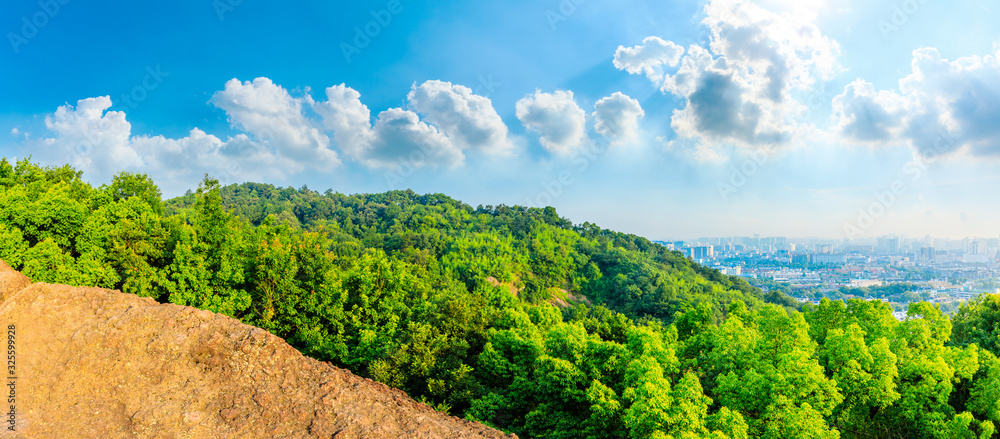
<box><xmin>314</xmin><ymin>80</ymin><xmax>515</xmax><ymax>169</ymax></box>
<box><xmin>210</xmin><ymin>77</ymin><xmax>340</xmax><ymax>167</ymax></box>
<box><xmin>832</xmin><ymin>47</ymin><xmax>1000</xmax><ymax>159</ymax></box>
<box><xmin>37</xmin><ymin>77</ymin><xmax>519</xmax><ymax>189</ymax></box>
<box><xmin>831</xmin><ymin>80</ymin><xmax>907</xmax><ymax>143</ymax></box>
<box><xmin>313</xmin><ymin>84</ymin><xmax>375</xmax><ymax>160</ymax></box>
<box><xmin>592</xmin><ymin>92</ymin><xmax>644</xmax><ymax>143</ymax></box>
<box><xmin>369</xmin><ymin>108</ymin><xmax>462</xmax><ymax>168</ymax></box>
<box><xmin>515</xmin><ymin>90</ymin><xmax>588</xmax><ymax>156</ymax></box>
<box><xmin>44</xmin><ymin>96</ymin><xmax>143</xmax><ymax>175</ymax></box>
<box><xmin>615</xmin><ymin>0</ymin><xmax>840</xmax><ymax>155</ymax></box>
<box><xmin>613</xmin><ymin>37</ymin><xmax>685</xmax><ymax>84</ymax></box>
<box><xmin>314</xmin><ymin>83</ymin><xmax>465</xmax><ymax>169</ymax></box>
<box><xmin>39</xmin><ymin>96</ymin><xmax>293</xmax><ymax>192</ymax></box>
<box><xmin>407</xmin><ymin>80</ymin><xmax>515</xmax><ymax>156</ymax></box>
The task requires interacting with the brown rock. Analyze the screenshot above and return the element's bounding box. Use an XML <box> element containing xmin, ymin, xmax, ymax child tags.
<box><xmin>0</xmin><ymin>259</ymin><xmax>516</xmax><ymax>439</ymax></box>
<box><xmin>0</xmin><ymin>259</ymin><xmax>30</xmax><ymax>301</ymax></box>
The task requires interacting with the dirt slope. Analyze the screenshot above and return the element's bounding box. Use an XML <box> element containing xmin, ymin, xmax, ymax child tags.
<box><xmin>0</xmin><ymin>260</ymin><xmax>516</xmax><ymax>438</ymax></box>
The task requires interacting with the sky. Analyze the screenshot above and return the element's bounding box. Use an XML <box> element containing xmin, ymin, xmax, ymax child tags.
<box><xmin>2</xmin><ymin>0</ymin><xmax>1000</xmax><ymax>241</ymax></box>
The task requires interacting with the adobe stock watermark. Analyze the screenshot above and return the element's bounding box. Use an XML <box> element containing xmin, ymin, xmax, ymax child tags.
<box><xmin>878</xmin><ymin>0</ymin><xmax>931</xmax><ymax>41</ymax></box>
<box><xmin>69</xmin><ymin>123</ymin><xmax>105</xmax><ymax>173</ymax></box>
<box><xmin>7</xmin><ymin>0</ymin><xmax>70</xmax><ymax>54</ymax></box>
<box><xmin>383</xmin><ymin>74</ymin><xmax>502</xmax><ymax>190</ymax></box>
<box><xmin>214</xmin><ymin>0</ymin><xmax>245</xmax><ymax>21</ymax></box>
<box><xmin>716</xmin><ymin>84</ymin><xmax>834</xmax><ymax>201</ymax></box>
<box><xmin>66</xmin><ymin>70</ymin><xmax>173</xmax><ymax>169</ymax></box>
<box><xmin>717</xmin><ymin>150</ymin><xmax>769</xmax><ymax>202</ymax></box>
<box><xmin>524</xmin><ymin>138</ymin><xmax>609</xmax><ymax>208</ymax></box>
<box><xmin>118</xmin><ymin>65</ymin><xmax>170</xmax><ymax>110</ymax></box>
<box><xmin>842</xmin><ymin>130</ymin><xmax>958</xmax><ymax>239</ymax></box>
<box><xmin>546</xmin><ymin>0</ymin><xmax>587</xmax><ymax>30</ymax></box>
<box><xmin>341</xmin><ymin>0</ymin><xmax>410</xmax><ymax>64</ymax></box>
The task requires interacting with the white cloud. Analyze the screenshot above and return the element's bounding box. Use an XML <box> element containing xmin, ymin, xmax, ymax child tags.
<box><xmin>36</xmin><ymin>76</ymin><xmax>599</xmax><ymax>190</ymax></box>
<box><xmin>38</xmin><ymin>77</ymin><xmax>512</xmax><ymax>191</ymax></box>
<box><xmin>210</xmin><ymin>77</ymin><xmax>340</xmax><ymax>167</ymax></box>
<box><xmin>313</xmin><ymin>84</ymin><xmax>375</xmax><ymax>160</ymax></box>
<box><xmin>369</xmin><ymin>108</ymin><xmax>462</xmax><ymax>168</ymax></box>
<box><xmin>44</xmin><ymin>96</ymin><xmax>142</xmax><ymax>175</ymax></box>
<box><xmin>832</xmin><ymin>47</ymin><xmax>1000</xmax><ymax>159</ymax></box>
<box><xmin>615</xmin><ymin>0</ymin><xmax>841</xmax><ymax>156</ymax></box>
<box><xmin>36</xmin><ymin>77</ymin><xmax>521</xmax><ymax>193</ymax></box>
<box><xmin>407</xmin><ymin>80</ymin><xmax>515</xmax><ymax>156</ymax></box>
<box><xmin>131</xmin><ymin>130</ymin><xmax>293</xmax><ymax>185</ymax></box>
<box><xmin>515</xmin><ymin>90</ymin><xmax>588</xmax><ymax>156</ymax></box>
<box><xmin>592</xmin><ymin>92</ymin><xmax>644</xmax><ymax>143</ymax></box>
<box><xmin>10</xmin><ymin>128</ymin><xmax>19</xmax><ymax>136</ymax></box>
<box><xmin>613</xmin><ymin>37</ymin><xmax>685</xmax><ymax>84</ymax></box>
<box><xmin>314</xmin><ymin>84</ymin><xmax>464</xmax><ymax>169</ymax></box>
<box><xmin>831</xmin><ymin>79</ymin><xmax>907</xmax><ymax>144</ymax></box>
<box><xmin>39</xmin><ymin>96</ymin><xmax>292</xmax><ymax>192</ymax></box>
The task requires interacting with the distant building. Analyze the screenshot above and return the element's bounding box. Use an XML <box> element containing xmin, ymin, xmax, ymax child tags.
<box><xmin>811</xmin><ymin>253</ymin><xmax>846</xmax><ymax>264</ymax></box>
<box><xmin>720</xmin><ymin>266</ymin><xmax>742</xmax><ymax>276</ymax></box>
<box><xmin>691</xmin><ymin>246</ymin><xmax>715</xmax><ymax>260</ymax></box>
<box><xmin>850</xmin><ymin>279</ymin><xmax>883</xmax><ymax>288</ymax></box>
<box><xmin>920</xmin><ymin>247</ymin><xmax>935</xmax><ymax>261</ymax></box>
<box><xmin>888</xmin><ymin>237</ymin><xmax>899</xmax><ymax>254</ymax></box>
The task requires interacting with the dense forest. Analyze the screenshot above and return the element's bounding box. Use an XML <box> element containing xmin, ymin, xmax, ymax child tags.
<box><xmin>2</xmin><ymin>157</ymin><xmax>1000</xmax><ymax>438</ymax></box>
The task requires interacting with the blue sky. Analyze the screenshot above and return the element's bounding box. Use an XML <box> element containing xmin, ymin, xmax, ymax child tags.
<box><xmin>3</xmin><ymin>0</ymin><xmax>1000</xmax><ymax>240</ymax></box>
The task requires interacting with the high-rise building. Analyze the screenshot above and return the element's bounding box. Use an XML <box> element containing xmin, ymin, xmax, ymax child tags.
<box><xmin>691</xmin><ymin>246</ymin><xmax>715</xmax><ymax>260</ymax></box>
<box><xmin>920</xmin><ymin>246</ymin><xmax>935</xmax><ymax>260</ymax></box>
<box><xmin>888</xmin><ymin>237</ymin><xmax>900</xmax><ymax>254</ymax></box>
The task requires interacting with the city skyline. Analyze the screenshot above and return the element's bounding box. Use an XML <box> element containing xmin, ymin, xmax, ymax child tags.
<box><xmin>665</xmin><ymin>234</ymin><xmax>1000</xmax><ymax>250</ymax></box>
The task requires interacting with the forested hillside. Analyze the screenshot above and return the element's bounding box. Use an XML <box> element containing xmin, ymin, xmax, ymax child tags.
<box><xmin>2</xmin><ymin>157</ymin><xmax>1000</xmax><ymax>438</ymax></box>
<box><xmin>161</xmin><ymin>180</ymin><xmax>793</xmax><ymax>318</ymax></box>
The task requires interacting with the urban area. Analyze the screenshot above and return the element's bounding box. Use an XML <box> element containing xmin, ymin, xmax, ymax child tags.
<box><xmin>657</xmin><ymin>235</ymin><xmax>1000</xmax><ymax>318</ymax></box>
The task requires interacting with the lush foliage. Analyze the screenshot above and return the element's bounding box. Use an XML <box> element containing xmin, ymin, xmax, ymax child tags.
<box><xmin>3</xmin><ymin>157</ymin><xmax>999</xmax><ymax>438</ymax></box>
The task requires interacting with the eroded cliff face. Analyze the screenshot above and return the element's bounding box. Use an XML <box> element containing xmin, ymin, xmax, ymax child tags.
<box><xmin>0</xmin><ymin>260</ymin><xmax>515</xmax><ymax>438</ymax></box>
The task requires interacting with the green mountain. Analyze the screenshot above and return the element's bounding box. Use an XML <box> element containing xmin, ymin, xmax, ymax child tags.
<box><xmin>3</xmin><ymin>157</ymin><xmax>999</xmax><ymax>439</ymax></box>
<box><xmin>160</xmin><ymin>180</ymin><xmax>794</xmax><ymax>319</ymax></box>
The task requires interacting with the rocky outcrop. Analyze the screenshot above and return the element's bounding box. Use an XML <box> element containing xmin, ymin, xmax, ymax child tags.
<box><xmin>0</xmin><ymin>260</ymin><xmax>29</xmax><ymax>302</ymax></box>
<box><xmin>0</xmin><ymin>260</ymin><xmax>515</xmax><ymax>438</ymax></box>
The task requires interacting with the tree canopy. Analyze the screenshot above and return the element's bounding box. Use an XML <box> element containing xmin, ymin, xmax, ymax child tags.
<box><xmin>2</xmin><ymin>157</ymin><xmax>999</xmax><ymax>438</ymax></box>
